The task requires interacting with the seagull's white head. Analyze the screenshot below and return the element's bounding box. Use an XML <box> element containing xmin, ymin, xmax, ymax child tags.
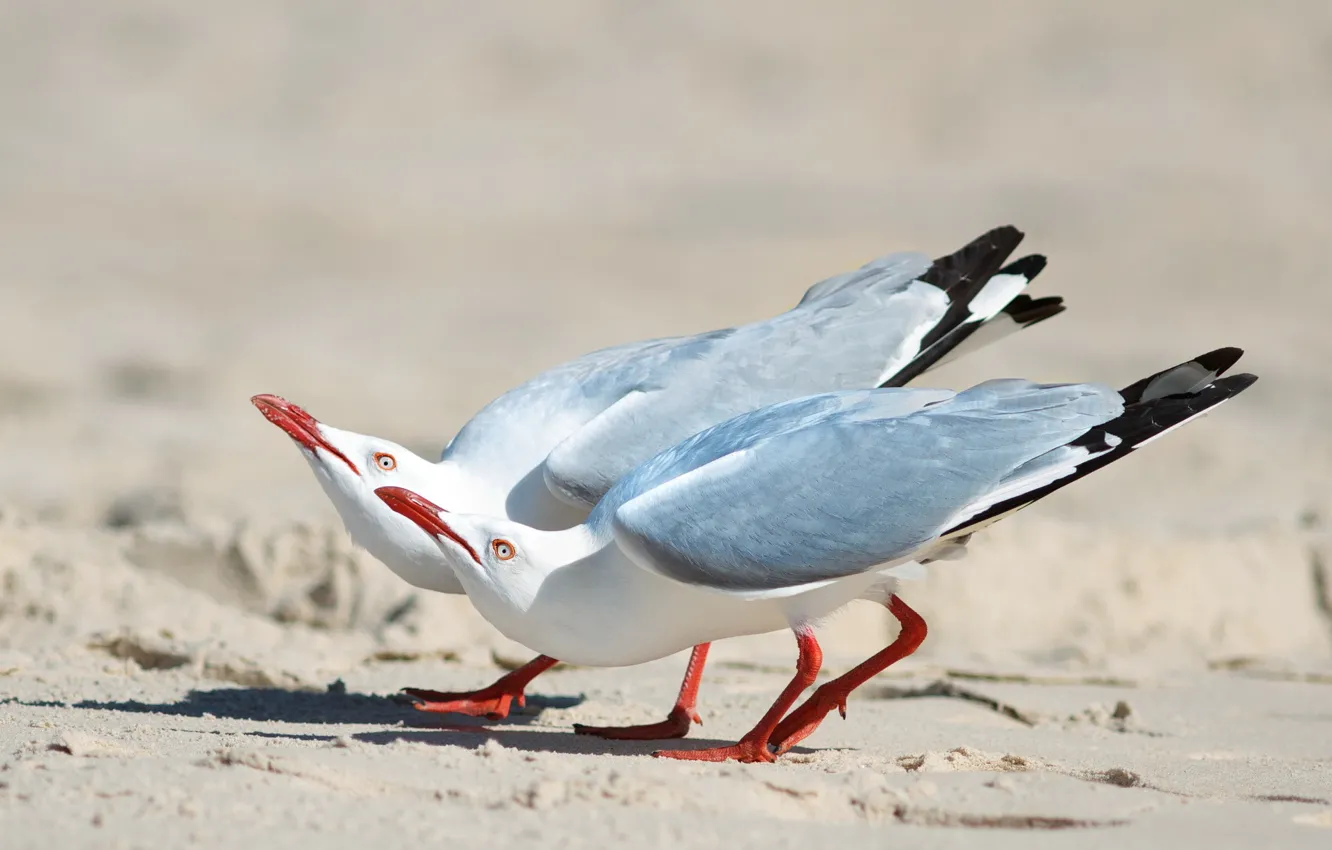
<box><xmin>374</xmin><ymin>485</ymin><xmax>564</xmax><ymax>613</ymax></box>
<box><xmin>250</xmin><ymin>394</ymin><xmax>472</xmax><ymax>592</ymax></box>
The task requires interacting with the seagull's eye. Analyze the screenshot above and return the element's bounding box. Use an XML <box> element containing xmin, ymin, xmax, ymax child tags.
<box><xmin>491</xmin><ymin>539</ymin><xmax>516</xmax><ymax>561</ymax></box>
<box><xmin>373</xmin><ymin>452</ymin><xmax>397</xmax><ymax>471</ymax></box>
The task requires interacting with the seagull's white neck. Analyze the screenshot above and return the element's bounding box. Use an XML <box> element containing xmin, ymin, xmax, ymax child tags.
<box><xmin>442</xmin><ymin>392</ymin><xmax>599</xmax><ymax>516</ymax></box>
<box><xmin>440</xmin><ymin>435</ymin><xmax>589</xmax><ymax>530</ymax></box>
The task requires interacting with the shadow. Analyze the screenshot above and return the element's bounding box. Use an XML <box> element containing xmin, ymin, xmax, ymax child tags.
<box><xmin>349</xmin><ymin>727</ymin><xmax>818</xmax><ymax>759</ymax></box>
<box><xmin>51</xmin><ymin>683</ymin><xmax>584</xmax><ymax>727</ymax></box>
<box><xmin>231</xmin><ymin>730</ymin><xmax>343</xmax><ymax>743</ymax></box>
<box><xmin>1</xmin><ymin>697</ymin><xmax>66</xmax><ymax>709</ymax></box>
<box><xmin>15</xmin><ymin>688</ymin><xmax>819</xmax><ymax>759</ymax></box>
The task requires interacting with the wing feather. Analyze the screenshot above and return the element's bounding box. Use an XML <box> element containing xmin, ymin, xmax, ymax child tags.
<box><xmin>606</xmin><ymin>382</ymin><xmax>1123</xmax><ymax>593</ymax></box>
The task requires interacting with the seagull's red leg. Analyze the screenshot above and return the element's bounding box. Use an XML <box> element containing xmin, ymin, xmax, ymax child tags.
<box><xmin>655</xmin><ymin>630</ymin><xmax>823</xmax><ymax>763</ymax></box>
<box><xmin>574</xmin><ymin>643</ymin><xmax>711</xmax><ymax>740</ymax></box>
<box><xmin>768</xmin><ymin>595</ymin><xmax>927</xmax><ymax>755</ymax></box>
<box><xmin>403</xmin><ymin>655</ymin><xmax>561</xmax><ymax>720</ymax></box>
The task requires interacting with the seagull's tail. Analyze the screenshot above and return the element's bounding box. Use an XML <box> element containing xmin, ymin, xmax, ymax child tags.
<box><xmin>879</xmin><ymin>227</ymin><xmax>1064</xmax><ymax>388</ymax></box>
<box><xmin>939</xmin><ymin>348</ymin><xmax>1256</xmax><ymax>539</ymax></box>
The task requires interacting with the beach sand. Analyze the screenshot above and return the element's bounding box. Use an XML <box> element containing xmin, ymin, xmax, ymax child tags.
<box><xmin>1</xmin><ymin>2</ymin><xmax>1330</xmax><ymax>846</ymax></box>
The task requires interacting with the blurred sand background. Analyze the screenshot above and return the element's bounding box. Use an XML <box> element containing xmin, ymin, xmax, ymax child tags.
<box><xmin>1</xmin><ymin>2</ymin><xmax>1331</xmax><ymax>846</ymax></box>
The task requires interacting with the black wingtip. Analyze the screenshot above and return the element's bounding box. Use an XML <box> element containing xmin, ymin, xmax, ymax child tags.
<box><xmin>1002</xmin><ymin>294</ymin><xmax>1065</xmax><ymax>326</ymax></box>
<box><xmin>959</xmin><ymin>224</ymin><xmax>1025</xmax><ymax>252</ymax></box>
<box><xmin>877</xmin><ymin>228</ymin><xmax>1048</xmax><ymax>389</ymax></box>
<box><xmin>920</xmin><ymin>225</ymin><xmax>1026</xmax><ymax>291</ymax></box>
<box><xmin>1118</xmin><ymin>347</ymin><xmax>1248</xmax><ymax>404</ymax></box>
<box><xmin>1194</xmin><ymin>347</ymin><xmax>1245</xmax><ymax>376</ymax></box>
<box><xmin>1219</xmin><ymin>372</ymin><xmax>1259</xmax><ymax>393</ymax></box>
<box><xmin>998</xmin><ymin>254</ymin><xmax>1047</xmax><ymax>281</ymax></box>
<box><xmin>1109</xmin><ymin>372</ymin><xmax>1258</xmax><ymax>440</ymax></box>
<box><xmin>986</xmin><ymin>224</ymin><xmax>1025</xmax><ymax>244</ymax></box>
<box><xmin>941</xmin><ymin>369</ymin><xmax>1257</xmax><ymax>539</ymax></box>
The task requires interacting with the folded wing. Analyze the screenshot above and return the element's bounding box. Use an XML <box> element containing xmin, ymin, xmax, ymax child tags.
<box><xmin>543</xmin><ymin>226</ymin><xmax>1059</xmax><ymax>508</ymax></box>
<box><xmin>606</xmin><ymin>380</ymin><xmax>1123</xmax><ymax>593</ymax></box>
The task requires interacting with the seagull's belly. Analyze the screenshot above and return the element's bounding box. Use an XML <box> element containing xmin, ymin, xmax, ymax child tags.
<box><xmin>540</xmin><ymin>596</ymin><xmax>791</xmax><ymax>667</ymax></box>
<box><xmin>508</xmin><ymin>568</ymin><xmax>881</xmax><ymax>668</ymax></box>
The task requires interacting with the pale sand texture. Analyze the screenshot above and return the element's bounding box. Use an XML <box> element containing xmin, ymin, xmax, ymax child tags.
<box><xmin>1</xmin><ymin>1</ymin><xmax>1331</xmax><ymax>846</ymax></box>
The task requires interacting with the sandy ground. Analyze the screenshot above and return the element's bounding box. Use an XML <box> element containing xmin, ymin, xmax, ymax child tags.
<box><xmin>2</xmin><ymin>1</ymin><xmax>1331</xmax><ymax>846</ymax></box>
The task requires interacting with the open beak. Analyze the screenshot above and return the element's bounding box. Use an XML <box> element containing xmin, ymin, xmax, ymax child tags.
<box><xmin>250</xmin><ymin>394</ymin><xmax>360</xmax><ymax>475</ymax></box>
<box><xmin>375</xmin><ymin>486</ymin><xmax>480</xmax><ymax>565</ymax></box>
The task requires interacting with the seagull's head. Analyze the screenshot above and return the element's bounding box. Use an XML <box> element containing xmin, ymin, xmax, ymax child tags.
<box><xmin>374</xmin><ymin>485</ymin><xmax>553</xmax><ymax>609</ymax></box>
<box><xmin>250</xmin><ymin>393</ymin><xmax>463</xmax><ymax>590</ymax></box>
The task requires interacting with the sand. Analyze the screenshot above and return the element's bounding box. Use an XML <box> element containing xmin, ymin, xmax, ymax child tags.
<box><xmin>1</xmin><ymin>1</ymin><xmax>1331</xmax><ymax>846</ymax></box>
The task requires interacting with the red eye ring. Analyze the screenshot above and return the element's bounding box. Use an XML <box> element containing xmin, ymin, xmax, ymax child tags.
<box><xmin>491</xmin><ymin>539</ymin><xmax>516</xmax><ymax>561</ymax></box>
<box><xmin>373</xmin><ymin>452</ymin><xmax>397</xmax><ymax>471</ymax></box>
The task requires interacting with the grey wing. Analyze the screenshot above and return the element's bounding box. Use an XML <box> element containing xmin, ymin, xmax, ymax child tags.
<box><xmin>543</xmin><ymin>228</ymin><xmax>1056</xmax><ymax>509</ymax></box>
<box><xmin>541</xmin><ymin>252</ymin><xmax>942</xmax><ymax>507</ymax></box>
<box><xmin>590</xmin><ymin>387</ymin><xmax>958</xmax><ymax>514</ymax></box>
<box><xmin>540</xmin><ymin>389</ymin><xmax>659</xmax><ymax>507</ymax></box>
<box><xmin>608</xmin><ymin>380</ymin><xmax>1123</xmax><ymax>594</ymax></box>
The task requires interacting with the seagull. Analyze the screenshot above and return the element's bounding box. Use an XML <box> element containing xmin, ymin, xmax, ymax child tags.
<box><xmin>373</xmin><ymin>349</ymin><xmax>1254</xmax><ymax>762</ymax></box>
<box><xmin>251</xmin><ymin>225</ymin><xmax>1063</xmax><ymax>739</ymax></box>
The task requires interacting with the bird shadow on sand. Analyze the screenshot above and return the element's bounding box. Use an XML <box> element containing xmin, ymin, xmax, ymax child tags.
<box><xmin>347</xmin><ymin>726</ymin><xmax>818</xmax><ymax>759</ymax></box>
<box><xmin>226</xmin><ymin>722</ymin><xmax>815</xmax><ymax>759</ymax></box>
<box><xmin>20</xmin><ymin>686</ymin><xmax>816</xmax><ymax>759</ymax></box>
<box><xmin>47</xmin><ymin>684</ymin><xmax>585</xmax><ymax>728</ymax></box>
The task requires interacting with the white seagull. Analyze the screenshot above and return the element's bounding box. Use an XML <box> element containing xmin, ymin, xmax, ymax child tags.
<box><xmin>252</xmin><ymin>226</ymin><xmax>1062</xmax><ymax>739</ymax></box>
<box><xmin>374</xmin><ymin>348</ymin><xmax>1254</xmax><ymax>762</ymax></box>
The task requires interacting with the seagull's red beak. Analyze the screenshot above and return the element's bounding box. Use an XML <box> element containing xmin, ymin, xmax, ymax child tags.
<box><xmin>375</xmin><ymin>486</ymin><xmax>481</xmax><ymax>565</ymax></box>
<box><xmin>250</xmin><ymin>394</ymin><xmax>360</xmax><ymax>475</ymax></box>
